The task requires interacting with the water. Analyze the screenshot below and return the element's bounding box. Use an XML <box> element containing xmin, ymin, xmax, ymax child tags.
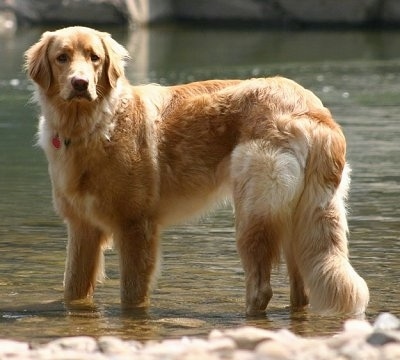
<box><xmin>1</xmin><ymin>25</ymin><xmax>400</xmax><ymax>343</ymax></box>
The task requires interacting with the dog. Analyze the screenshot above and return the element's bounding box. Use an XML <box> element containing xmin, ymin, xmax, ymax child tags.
<box><xmin>25</xmin><ymin>26</ymin><xmax>369</xmax><ymax>315</ymax></box>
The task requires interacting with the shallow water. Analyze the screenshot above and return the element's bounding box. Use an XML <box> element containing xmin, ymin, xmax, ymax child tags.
<box><xmin>0</xmin><ymin>26</ymin><xmax>400</xmax><ymax>343</ymax></box>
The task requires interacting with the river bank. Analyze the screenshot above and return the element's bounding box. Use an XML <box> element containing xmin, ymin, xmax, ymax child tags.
<box><xmin>2</xmin><ymin>0</ymin><xmax>400</xmax><ymax>29</ymax></box>
<box><xmin>1</xmin><ymin>313</ymin><xmax>399</xmax><ymax>360</ymax></box>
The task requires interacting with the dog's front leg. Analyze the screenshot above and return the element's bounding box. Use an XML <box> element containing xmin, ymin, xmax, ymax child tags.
<box><xmin>115</xmin><ymin>219</ymin><xmax>160</xmax><ymax>309</ymax></box>
<box><xmin>64</xmin><ymin>218</ymin><xmax>108</xmax><ymax>303</ymax></box>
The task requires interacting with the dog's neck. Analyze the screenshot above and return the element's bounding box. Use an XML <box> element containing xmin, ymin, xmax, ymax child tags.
<box><xmin>51</xmin><ymin>133</ymin><xmax>71</xmax><ymax>150</ymax></box>
<box><xmin>37</xmin><ymin>85</ymin><xmax>127</xmax><ymax>149</ymax></box>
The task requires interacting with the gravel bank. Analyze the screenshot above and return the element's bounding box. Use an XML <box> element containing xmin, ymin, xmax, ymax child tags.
<box><xmin>1</xmin><ymin>313</ymin><xmax>400</xmax><ymax>360</ymax></box>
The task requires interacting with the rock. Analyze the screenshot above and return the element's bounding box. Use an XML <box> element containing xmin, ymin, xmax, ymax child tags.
<box><xmin>256</xmin><ymin>339</ymin><xmax>293</xmax><ymax>359</ymax></box>
<box><xmin>2</xmin><ymin>0</ymin><xmax>127</xmax><ymax>26</ymax></box>
<box><xmin>125</xmin><ymin>0</ymin><xmax>174</xmax><ymax>24</ymax></box>
<box><xmin>343</xmin><ymin>318</ymin><xmax>374</xmax><ymax>336</ymax></box>
<box><xmin>0</xmin><ymin>10</ymin><xmax>16</xmax><ymax>35</ymax></box>
<box><xmin>97</xmin><ymin>336</ymin><xmax>142</xmax><ymax>354</ymax></box>
<box><xmin>142</xmin><ymin>338</ymin><xmax>189</xmax><ymax>356</ymax></box>
<box><xmin>231</xmin><ymin>349</ymin><xmax>256</xmax><ymax>360</ymax></box>
<box><xmin>296</xmin><ymin>342</ymin><xmax>338</xmax><ymax>360</ymax></box>
<box><xmin>210</xmin><ymin>326</ymin><xmax>280</xmax><ymax>350</ymax></box>
<box><xmin>173</xmin><ymin>0</ymin><xmax>283</xmax><ymax>23</ymax></box>
<box><xmin>338</xmin><ymin>338</ymin><xmax>380</xmax><ymax>360</ymax></box>
<box><xmin>0</xmin><ymin>339</ymin><xmax>30</xmax><ymax>356</ymax></box>
<box><xmin>1</xmin><ymin>314</ymin><xmax>400</xmax><ymax>360</ymax></box>
<box><xmin>373</xmin><ymin>312</ymin><xmax>400</xmax><ymax>331</ymax></box>
<box><xmin>367</xmin><ymin>332</ymin><xmax>398</xmax><ymax>346</ymax></box>
<box><xmin>382</xmin><ymin>343</ymin><xmax>400</xmax><ymax>360</ymax></box>
<box><xmin>279</xmin><ymin>0</ymin><xmax>380</xmax><ymax>24</ymax></box>
<box><xmin>4</xmin><ymin>0</ymin><xmax>400</xmax><ymax>27</ymax></box>
<box><xmin>381</xmin><ymin>0</ymin><xmax>400</xmax><ymax>24</ymax></box>
<box><xmin>45</xmin><ymin>336</ymin><xmax>99</xmax><ymax>353</ymax></box>
<box><xmin>140</xmin><ymin>0</ymin><xmax>398</xmax><ymax>26</ymax></box>
<box><xmin>141</xmin><ymin>337</ymin><xmax>233</xmax><ymax>358</ymax></box>
<box><xmin>204</xmin><ymin>337</ymin><xmax>237</xmax><ymax>352</ymax></box>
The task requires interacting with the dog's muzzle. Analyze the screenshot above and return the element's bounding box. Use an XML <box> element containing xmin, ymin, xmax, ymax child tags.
<box><xmin>69</xmin><ymin>75</ymin><xmax>94</xmax><ymax>101</ymax></box>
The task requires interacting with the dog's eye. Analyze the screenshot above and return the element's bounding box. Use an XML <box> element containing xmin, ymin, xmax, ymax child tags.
<box><xmin>56</xmin><ymin>54</ymin><xmax>68</xmax><ymax>63</ymax></box>
<box><xmin>90</xmin><ymin>54</ymin><xmax>100</xmax><ymax>62</ymax></box>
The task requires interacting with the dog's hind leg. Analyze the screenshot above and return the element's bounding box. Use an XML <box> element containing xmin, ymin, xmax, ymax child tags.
<box><xmin>235</xmin><ymin>215</ymin><xmax>282</xmax><ymax>315</ymax></box>
<box><xmin>232</xmin><ymin>141</ymin><xmax>304</xmax><ymax>315</ymax></box>
<box><xmin>64</xmin><ymin>218</ymin><xmax>109</xmax><ymax>302</ymax></box>
<box><xmin>284</xmin><ymin>242</ymin><xmax>309</xmax><ymax>309</ymax></box>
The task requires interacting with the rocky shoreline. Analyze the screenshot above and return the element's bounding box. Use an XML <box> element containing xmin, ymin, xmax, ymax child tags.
<box><xmin>1</xmin><ymin>313</ymin><xmax>400</xmax><ymax>360</ymax></box>
<box><xmin>2</xmin><ymin>0</ymin><xmax>400</xmax><ymax>29</ymax></box>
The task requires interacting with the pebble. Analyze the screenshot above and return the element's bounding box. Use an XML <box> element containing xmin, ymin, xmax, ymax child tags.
<box><xmin>373</xmin><ymin>312</ymin><xmax>400</xmax><ymax>331</ymax></box>
<box><xmin>1</xmin><ymin>313</ymin><xmax>400</xmax><ymax>360</ymax></box>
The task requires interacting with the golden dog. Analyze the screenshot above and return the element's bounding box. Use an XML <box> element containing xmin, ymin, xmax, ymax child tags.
<box><xmin>25</xmin><ymin>26</ymin><xmax>369</xmax><ymax>315</ymax></box>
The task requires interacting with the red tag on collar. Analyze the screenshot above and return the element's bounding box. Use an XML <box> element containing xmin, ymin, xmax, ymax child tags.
<box><xmin>52</xmin><ymin>135</ymin><xmax>61</xmax><ymax>149</ymax></box>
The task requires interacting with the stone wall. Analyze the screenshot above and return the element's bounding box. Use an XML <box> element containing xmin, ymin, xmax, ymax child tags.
<box><xmin>1</xmin><ymin>0</ymin><xmax>400</xmax><ymax>29</ymax></box>
<box><xmin>0</xmin><ymin>0</ymin><xmax>127</xmax><ymax>26</ymax></box>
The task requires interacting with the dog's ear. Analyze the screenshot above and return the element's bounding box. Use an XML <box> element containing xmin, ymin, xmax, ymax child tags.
<box><xmin>24</xmin><ymin>31</ymin><xmax>53</xmax><ymax>90</ymax></box>
<box><xmin>101</xmin><ymin>32</ymin><xmax>131</xmax><ymax>88</ymax></box>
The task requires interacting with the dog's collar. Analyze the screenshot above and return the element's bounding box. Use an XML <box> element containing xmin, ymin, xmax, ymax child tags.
<box><xmin>52</xmin><ymin>134</ymin><xmax>71</xmax><ymax>149</ymax></box>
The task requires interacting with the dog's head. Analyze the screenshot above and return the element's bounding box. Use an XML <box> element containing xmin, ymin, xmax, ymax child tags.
<box><xmin>25</xmin><ymin>26</ymin><xmax>130</xmax><ymax>102</ymax></box>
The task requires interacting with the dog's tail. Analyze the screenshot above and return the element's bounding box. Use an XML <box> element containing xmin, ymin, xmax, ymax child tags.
<box><xmin>292</xmin><ymin>110</ymin><xmax>369</xmax><ymax>314</ymax></box>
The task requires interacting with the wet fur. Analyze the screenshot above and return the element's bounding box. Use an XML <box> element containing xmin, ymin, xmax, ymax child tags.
<box><xmin>25</xmin><ymin>26</ymin><xmax>369</xmax><ymax>314</ymax></box>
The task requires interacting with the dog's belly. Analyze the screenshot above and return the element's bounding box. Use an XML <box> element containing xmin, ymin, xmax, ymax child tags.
<box><xmin>157</xmin><ymin>183</ymin><xmax>231</xmax><ymax>227</ymax></box>
<box><xmin>156</xmin><ymin>154</ymin><xmax>233</xmax><ymax>226</ymax></box>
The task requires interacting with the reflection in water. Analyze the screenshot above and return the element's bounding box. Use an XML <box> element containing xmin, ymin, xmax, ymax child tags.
<box><xmin>0</xmin><ymin>26</ymin><xmax>400</xmax><ymax>343</ymax></box>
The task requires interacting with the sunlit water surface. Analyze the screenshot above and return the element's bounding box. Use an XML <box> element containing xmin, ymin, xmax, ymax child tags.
<box><xmin>0</xmin><ymin>26</ymin><xmax>399</xmax><ymax>343</ymax></box>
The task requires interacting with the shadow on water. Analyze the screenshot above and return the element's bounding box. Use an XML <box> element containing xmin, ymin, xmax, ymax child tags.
<box><xmin>1</xmin><ymin>25</ymin><xmax>400</xmax><ymax>342</ymax></box>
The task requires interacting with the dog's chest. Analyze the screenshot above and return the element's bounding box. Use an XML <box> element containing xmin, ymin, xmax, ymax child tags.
<box><xmin>56</xmin><ymin>163</ymin><xmax>118</xmax><ymax>232</ymax></box>
<box><xmin>48</xmin><ymin>143</ymin><xmax>107</xmax><ymax>214</ymax></box>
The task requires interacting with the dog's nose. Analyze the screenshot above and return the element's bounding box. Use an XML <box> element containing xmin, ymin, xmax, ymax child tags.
<box><xmin>71</xmin><ymin>76</ymin><xmax>89</xmax><ymax>92</ymax></box>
